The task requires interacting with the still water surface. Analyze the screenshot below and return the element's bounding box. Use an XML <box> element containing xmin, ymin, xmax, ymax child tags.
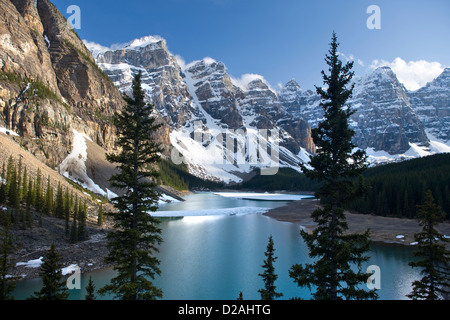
<box><xmin>13</xmin><ymin>192</ymin><xmax>420</xmax><ymax>300</ymax></box>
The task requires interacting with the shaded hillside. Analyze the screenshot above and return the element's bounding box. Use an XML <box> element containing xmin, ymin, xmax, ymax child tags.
<box><xmin>349</xmin><ymin>153</ymin><xmax>450</xmax><ymax>219</ymax></box>
<box><xmin>229</xmin><ymin>167</ymin><xmax>320</xmax><ymax>192</ymax></box>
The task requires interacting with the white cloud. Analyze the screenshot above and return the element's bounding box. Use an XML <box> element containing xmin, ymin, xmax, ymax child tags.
<box><xmin>83</xmin><ymin>35</ymin><xmax>166</xmax><ymax>58</ymax></box>
<box><xmin>202</xmin><ymin>57</ymin><xmax>217</xmax><ymax>65</ymax></box>
<box><xmin>338</xmin><ymin>51</ymin><xmax>364</xmax><ymax>67</ymax></box>
<box><xmin>82</xmin><ymin>40</ymin><xmax>110</xmax><ymax>58</ymax></box>
<box><xmin>175</xmin><ymin>54</ymin><xmax>187</xmax><ymax>70</ymax></box>
<box><xmin>370</xmin><ymin>57</ymin><xmax>446</xmax><ymax>91</ymax></box>
<box><xmin>230</xmin><ymin>73</ymin><xmax>272</xmax><ymax>92</ymax></box>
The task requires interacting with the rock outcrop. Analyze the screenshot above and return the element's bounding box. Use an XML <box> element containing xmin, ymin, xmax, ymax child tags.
<box><xmin>0</xmin><ymin>0</ymin><xmax>126</xmax><ymax>168</ymax></box>
<box><xmin>409</xmin><ymin>67</ymin><xmax>450</xmax><ymax>143</ymax></box>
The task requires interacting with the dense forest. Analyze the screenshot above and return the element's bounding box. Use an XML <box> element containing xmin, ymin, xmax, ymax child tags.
<box><xmin>157</xmin><ymin>158</ymin><xmax>224</xmax><ymax>191</ymax></box>
<box><xmin>0</xmin><ymin>156</ymin><xmax>94</xmax><ymax>242</ymax></box>
<box><xmin>348</xmin><ymin>153</ymin><xmax>450</xmax><ymax>219</ymax></box>
<box><xmin>230</xmin><ymin>167</ymin><xmax>320</xmax><ymax>192</ymax></box>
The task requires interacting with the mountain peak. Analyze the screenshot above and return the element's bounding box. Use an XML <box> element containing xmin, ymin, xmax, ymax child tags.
<box><xmin>122</xmin><ymin>35</ymin><xmax>165</xmax><ymax>50</ymax></box>
<box><xmin>283</xmin><ymin>79</ymin><xmax>301</xmax><ymax>91</ymax></box>
<box><xmin>373</xmin><ymin>65</ymin><xmax>395</xmax><ymax>76</ymax></box>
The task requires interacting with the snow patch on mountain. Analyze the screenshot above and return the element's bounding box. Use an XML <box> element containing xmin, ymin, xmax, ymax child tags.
<box><xmin>59</xmin><ymin>129</ymin><xmax>107</xmax><ymax>197</ymax></box>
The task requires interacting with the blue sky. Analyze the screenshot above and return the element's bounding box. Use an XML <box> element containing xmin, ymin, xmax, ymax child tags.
<box><xmin>51</xmin><ymin>0</ymin><xmax>449</xmax><ymax>91</ymax></box>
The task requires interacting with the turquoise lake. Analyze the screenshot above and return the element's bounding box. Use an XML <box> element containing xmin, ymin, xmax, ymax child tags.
<box><xmin>12</xmin><ymin>192</ymin><xmax>420</xmax><ymax>300</ymax></box>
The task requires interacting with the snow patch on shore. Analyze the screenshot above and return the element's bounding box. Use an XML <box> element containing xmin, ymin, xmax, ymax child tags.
<box><xmin>153</xmin><ymin>206</ymin><xmax>270</xmax><ymax>217</ymax></box>
<box><xmin>16</xmin><ymin>257</ymin><xmax>43</xmax><ymax>268</ymax></box>
<box><xmin>61</xmin><ymin>264</ymin><xmax>79</xmax><ymax>275</ymax></box>
<box><xmin>214</xmin><ymin>192</ymin><xmax>313</xmax><ymax>201</ymax></box>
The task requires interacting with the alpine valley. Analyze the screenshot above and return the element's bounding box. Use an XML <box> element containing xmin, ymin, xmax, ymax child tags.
<box><xmin>1</xmin><ymin>0</ymin><xmax>449</xmax><ymax>192</ymax></box>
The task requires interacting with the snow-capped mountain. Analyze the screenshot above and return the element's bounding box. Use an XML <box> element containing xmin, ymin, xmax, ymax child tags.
<box><xmin>86</xmin><ymin>35</ymin><xmax>450</xmax><ymax>181</ymax></box>
<box><xmin>90</xmin><ymin>38</ymin><xmax>313</xmax><ymax>183</ymax></box>
<box><xmin>279</xmin><ymin>65</ymin><xmax>450</xmax><ymax>163</ymax></box>
<box><xmin>280</xmin><ymin>66</ymin><xmax>429</xmax><ymax>155</ymax></box>
<box><xmin>409</xmin><ymin>67</ymin><xmax>450</xmax><ymax>143</ymax></box>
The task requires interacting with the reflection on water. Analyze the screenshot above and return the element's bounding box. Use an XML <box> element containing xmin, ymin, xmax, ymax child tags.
<box><xmin>12</xmin><ymin>192</ymin><xmax>420</xmax><ymax>300</ymax></box>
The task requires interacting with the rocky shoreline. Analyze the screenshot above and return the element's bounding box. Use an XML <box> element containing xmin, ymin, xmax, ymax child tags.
<box><xmin>9</xmin><ymin>212</ymin><xmax>113</xmax><ymax>281</ymax></box>
<box><xmin>263</xmin><ymin>198</ymin><xmax>450</xmax><ymax>249</ymax></box>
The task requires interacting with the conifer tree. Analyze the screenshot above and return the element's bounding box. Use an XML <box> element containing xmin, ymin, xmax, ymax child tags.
<box><xmin>16</xmin><ymin>158</ymin><xmax>22</xmax><ymax>201</ymax></box>
<box><xmin>85</xmin><ymin>276</ymin><xmax>96</xmax><ymax>300</ymax></box>
<box><xmin>6</xmin><ymin>156</ymin><xmax>18</xmax><ymax>211</ymax></box>
<box><xmin>0</xmin><ymin>162</ymin><xmax>6</xmax><ymax>205</ymax></box>
<box><xmin>54</xmin><ymin>183</ymin><xmax>64</xmax><ymax>219</ymax></box>
<box><xmin>0</xmin><ymin>214</ymin><xmax>19</xmax><ymax>300</ymax></box>
<box><xmin>43</xmin><ymin>176</ymin><xmax>53</xmax><ymax>216</ymax></box>
<box><xmin>99</xmin><ymin>71</ymin><xmax>163</xmax><ymax>300</ymax></box>
<box><xmin>408</xmin><ymin>190</ymin><xmax>450</xmax><ymax>300</ymax></box>
<box><xmin>77</xmin><ymin>200</ymin><xmax>88</xmax><ymax>241</ymax></box>
<box><xmin>70</xmin><ymin>195</ymin><xmax>78</xmax><ymax>243</ymax></box>
<box><xmin>97</xmin><ymin>203</ymin><xmax>104</xmax><ymax>226</ymax></box>
<box><xmin>28</xmin><ymin>243</ymin><xmax>69</xmax><ymax>300</ymax></box>
<box><xmin>289</xmin><ymin>32</ymin><xmax>377</xmax><ymax>300</ymax></box>
<box><xmin>35</xmin><ymin>168</ymin><xmax>42</xmax><ymax>212</ymax></box>
<box><xmin>21</xmin><ymin>167</ymin><xmax>28</xmax><ymax>205</ymax></box>
<box><xmin>26</xmin><ymin>179</ymin><xmax>33</xmax><ymax>220</ymax></box>
<box><xmin>258</xmin><ymin>235</ymin><xmax>283</xmax><ymax>300</ymax></box>
<box><xmin>26</xmin><ymin>178</ymin><xmax>33</xmax><ymax>208</ymax></box>
<box><xmin>64</xmin><ymin>188</ymin><xmax>71</xmax><ymax>236</ymax></box>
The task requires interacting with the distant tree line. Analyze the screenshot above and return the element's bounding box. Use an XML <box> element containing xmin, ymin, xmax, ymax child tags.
<box><xmin>157</xmin><ymin>159</ymin><xmax>189</xmax><ymax>191</ymax></box>
<box><xmin>348</xmin><ymin>153</ymin><xmax>450</xmax><ymax>219</ymax></box>
<box><xmin>157</xmin><ymin>158</ymin><xmax>224</xmax><ymax>191</ymax></box>
<box><xmin>231</xmin><ymin>167</ymin><xmax>321</xmax><ymax>192</ymax></box>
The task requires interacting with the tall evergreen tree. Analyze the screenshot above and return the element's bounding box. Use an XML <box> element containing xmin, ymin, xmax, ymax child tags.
<box><xmin>35</xmin><ymin>168</ymin><xmax>42</xmax><ymax>213</ymax></box>
<box><xmin>54</xmin><ymin>183</ymin><xmax>64</xmax><ymax>219</ymax></box>
<box><xmin>28</xmin><ymin>243</ymin><xmax>69</xmax><ymax>300</ymax></box>
<box><xmin>16</xmin><ymin>158</ymin><xmax>22</xmax><ymax>202</ymax></box>
<box><xmin>99</xmin><ymin>71</ymin><xmax>163</xmax><ymax>300</ymax></box>
<box><xmin>85</xmin><ymin>276</ymin><xmax>96</xmax><ymax>300</ymax></box>
<box><xmin>43</xmin><ymin>176</ymin><xmax>53</xmax><ymax>216</ymax></box>
<box><xmin>69</xmin><ymin>195</ymin><xmax>78</xmax><ymax>243</ymax></box>
<box><xmin>77</xmin><ymin>200</ymin><xmax>88</xmax><ymax>241</ymax></box>
<box><xmin>0</xmin><ymin>214</ymin><xmax>19</xmax><ymax>300</ymax></box>
<box><xmin>408</xmin><ymin>190</ymin><xmax>450</xmax><ymax>300</ymax></box>
<box><xmin>97</xmin><ymin>203</ymin><xmax>104</xmax><ymax>226</ymax></box>
<box><xmin>64</xmin><ymin>188</ymin><xmax>71</xmax><ymax>236</ymax></box>
<box><xmin>21</xmin><ymin>167</ymin><xmax>28</xmax><ymax>205</ymax></box>
<box><xmin>0</xmin><ymin>162</ymin><xmax>6</xmax><ymax>205</ymax></box>
<box><xmin>289</xmin><ymin>32</ymin><xmax>377</xmax><ymax>300</ymax></box>
<box><xmin>6</xmin><ymin>156</ymin><xmax>18</xmax><ymax>211</ymax></box>
<box><xmin>258</xmin><ymin>235</ymin><xmax>283</xmax><ymax>300</ymax></box>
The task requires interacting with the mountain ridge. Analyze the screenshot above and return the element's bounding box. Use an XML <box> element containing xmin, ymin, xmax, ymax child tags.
<box><xmin>89</xmin><ymin>34</ymin><xmax>449</xmax><ymax>180</ymax></box>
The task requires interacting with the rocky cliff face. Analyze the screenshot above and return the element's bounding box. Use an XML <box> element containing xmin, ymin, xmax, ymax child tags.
<box><xmin>409</xmin><ymin>67</ymin><xmax>450</xmax><ymax>142</ymax></box>
<box><xmin>97</xmin><ymin>36</ymin><xmax>201</xmax><ymax>148</ymax></box>
<box><xmin>350</xmin><ymin>67</ymin><xmax>428</xmax><ymax>154</ymax></box>
<box><xmin>0</xmin><ymin>0</ymin><xmax>125</xmax><ymax>168</ymax></box>
<box><xmin>280</xmin><ymin>66</ymin><xmax>430</xmax><ymax>155</ymax></box>
<box><xmin>94</xmin><ymin>40</ymin><xmax>314</xmax><ymax>182</ymax></box>
<box><xmin>184</xmin><ymin>58</ymin><xmax>244</xmax><ymax>130</ymax></box>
